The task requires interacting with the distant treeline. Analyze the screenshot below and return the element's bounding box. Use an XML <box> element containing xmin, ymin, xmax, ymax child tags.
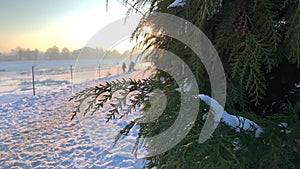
<box><xmin>0</xmin><ymin>46</ymin><xmax>131</xmax><ymax>61</ymax></box>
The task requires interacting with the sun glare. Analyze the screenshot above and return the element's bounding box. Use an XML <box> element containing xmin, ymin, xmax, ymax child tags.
<box><xmin>142</xmin><ymin>25</ymin><xmax>154</xmax><ymax>34</ymax></box>
<box><xmin>0</xmin><ymin>1</ymin><xmax>129</xmax><ymax>53</ymax></box>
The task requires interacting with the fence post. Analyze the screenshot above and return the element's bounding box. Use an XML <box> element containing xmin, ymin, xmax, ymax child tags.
<box><xmin>32</xmin><ymin>66</ymin><xmax>36</xmax><ymax>96</ymax></box>
<box><xmin>70</xmin><ymin>65</ymin><xmax>73</xmax><ymax>84</ymax></box>
<box><xmin>117</xmin><ymin>63</ymin><xmax>119</xmax><ymax>75</ymax></box>
<box><xmin>98</xmin><ymin>64</ymin><xmax>101</xmax><ymax>78</ymax></box>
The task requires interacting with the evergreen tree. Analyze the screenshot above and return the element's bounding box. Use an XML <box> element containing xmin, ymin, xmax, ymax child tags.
<box><xmin>71</xmin><ymin>0</ymin><xmax>300</xmax><ymax>168</ymax></box>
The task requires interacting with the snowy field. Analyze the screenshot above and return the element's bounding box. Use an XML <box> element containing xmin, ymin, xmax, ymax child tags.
<box><xmin>0</xmin><ymin>59</ymin><xmax>133</xmax><ymax>94</ymax></box>
<box><xmin>0</xmin><ymin>60</ymin><xmax>149</xmax><ymax>168</ymax></box>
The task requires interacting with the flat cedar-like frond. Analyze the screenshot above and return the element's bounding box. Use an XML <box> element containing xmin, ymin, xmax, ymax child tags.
<box><xmin>76</xmin><ymin>0</ymin><xmax>300</xmax><ymax>168</ymax></box>
<box><xmin>70</xmin><ymin>78</ymin><xmax>157</xmax><ymax>121</ymax></box>
<box><xmin>215</xmin><ymin>0</ymin><xmax>286</xmax><ymax>106</ymax></box>
<box><xmin>285</xmin><ymin>1</ymin><xmax>300</xmax><ymax>67</ymax></box>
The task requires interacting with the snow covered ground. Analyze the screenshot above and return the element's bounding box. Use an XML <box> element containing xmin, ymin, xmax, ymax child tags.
<box><xmin>0</xmin><ymin>59</ymin><xmax>276</xmax><ymax>168</ymax></box>
<box><xmin>0</xmin><ymin>60</ymin><xmax>149</xmax><ymax>168</ymax></box>
<box><xmin>0</xmin><ymin>59</ymin><xmax>125</xmax><ymax>94</ymax></box>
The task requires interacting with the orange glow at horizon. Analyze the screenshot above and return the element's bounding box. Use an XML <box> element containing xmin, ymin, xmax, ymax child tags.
<box><xmin>0</xmin><ymin>1</ymin><xmax>132</xmax><ymax>54</ymax></box>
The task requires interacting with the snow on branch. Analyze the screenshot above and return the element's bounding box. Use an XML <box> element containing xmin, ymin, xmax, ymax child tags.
<box><xmin>168</xmin><ymin>0</ymin><xmax>186</xmax><ymax>8</ymax></box>
<box><xmin>198</xmin><ymin>94</ymin><xmax>264</xmax><ymax>138</ymax></box>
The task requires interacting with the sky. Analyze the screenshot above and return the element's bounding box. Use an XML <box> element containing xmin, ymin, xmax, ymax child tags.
<box><xmin>0</xmin><ymin>0</ymin><xmax>134</xmax><ymax>53</ymax></box>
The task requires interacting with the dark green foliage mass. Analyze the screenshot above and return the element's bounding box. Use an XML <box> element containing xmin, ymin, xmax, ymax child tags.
<box><xmin>71</xmin><ymin>0</ymin><xmax>300</xmax><ymax>168</ymax></box>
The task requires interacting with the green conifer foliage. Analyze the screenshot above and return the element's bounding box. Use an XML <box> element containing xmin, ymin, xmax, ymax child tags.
<box><xmin>71</xmin><ymin>0</ymin><xmax>300</xmax><ymax>168</ymax></box>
